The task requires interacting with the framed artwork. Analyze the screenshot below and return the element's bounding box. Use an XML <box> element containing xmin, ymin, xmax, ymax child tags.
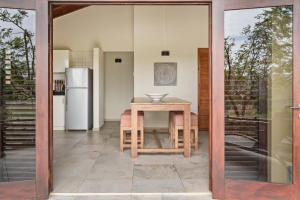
<box><xmin>154</xmin><ymin>62</ymin><xmax>177</xmax><ymax>86</ymax></box>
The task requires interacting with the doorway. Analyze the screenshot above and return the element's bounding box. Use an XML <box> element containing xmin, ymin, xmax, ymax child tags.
<box><xmin>1</xmin><ymin>1</ymin><xmax>299</xmax><ymax>199</ymax></box>
<box><xmin>50</xmin><ymin>4</ymin><xmax>211</xmax><ymax>199</ymax></box>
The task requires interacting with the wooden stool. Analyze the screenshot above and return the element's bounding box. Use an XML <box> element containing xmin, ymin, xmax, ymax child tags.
<box><xmin>169</xmin><ymin>112</ymin><xmax>174</xmax><ymax>141</ymax></box>
<box><xmin>169</xmin><ymin>111</ymin><xmax>180</xmax><ymax>145</ymax></box>
<box><xmin>120</xmin><ymin>110</ymin><xmax>144</xmax><ymax>152</ymax></box>
<box><xmin>172</xmin><ymin>112</ymin><xmax>199</xmax><ymax>150</ymax></box>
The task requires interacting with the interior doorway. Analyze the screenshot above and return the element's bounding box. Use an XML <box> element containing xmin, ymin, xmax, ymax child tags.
<box><xmin>50</xmin><ymin>3</ymin><xmax>212</xmax><ymax>199</ymax></box>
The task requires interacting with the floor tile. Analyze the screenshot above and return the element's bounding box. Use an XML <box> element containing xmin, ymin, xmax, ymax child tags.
<box><xmin>53</xmin><ymin>177</ymin><xmax>85</xmax><ymax>193</ymax></box>
<box><xmin>181</xmin><ymin>179</ymin><xmax>209</xmax><ymax>192</ymax></box>
<box><xmin>175</xmin><ymin>163</ymin><xmax>208</xmax><ymax>180</ymax></box>
<box><xmin>53</xmin><ymin>122</ymin><xmax>210</xmax><ymax>196</ymax></box>
<box><xmin>73</xmin><ymin>195</ymin><xmax>131</xmax><ymax>200</ymax></box>
<box><xmin>132</xmin><ymin>194</ymin><xmax>162</xmax><ymax>200</ymax></box>
<box><xmin>49</xmin><ymin>196</ymin><xmax>75</xmax><ymax>200</ymax></box>
<box><xmin>134</xmin><ymin>154</ymin><xmax>181</xmax><ymax>165</ymax></box>
<box><xmin>133</xmin><ymin>165</ymin><xmax>179</xmax><ymax>180</ymax></box>
<box><xmin>86</xmin><ymin>159</ymin><xmax>133</xmax><ymax>180</ymax></box>
<box><xmin>162</xmin><ymin>194</ymin><xmax>212</xmax><ymax>200</ymax></box>
<box><xmin>77</xmin><ymin>179</ymin><xmax>132</xmax><ymax>193</ymax></box>
<box><xmin>132</xmin><ymin>179</ymin><xmax>184</xmax><ymax>193</ymax></box>
<box><xmin>54</xmin><ymin>156</ymin><xmax>97</xmax><ymax>179</ymax></box>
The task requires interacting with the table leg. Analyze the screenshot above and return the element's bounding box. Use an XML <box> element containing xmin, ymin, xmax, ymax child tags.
<box><xmin>183</xmin><ymin>105</ymin><xmax>191</xmax><ymax>157</ymax></box>
<box><xmin>131</xmin><ymin>106</ymin><xmax>138</xmax><ymax>158</ymax></box>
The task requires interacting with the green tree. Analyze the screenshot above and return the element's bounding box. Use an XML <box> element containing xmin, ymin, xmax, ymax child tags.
<box><xmin>0</xmin><ymin>9</ymin><xmax>35</xmax><ymax>101</ymax></box>
<box><xmin>225</xmin><ymin>6</ymin><xmax>293</xmax><ymax>118</ymax></box>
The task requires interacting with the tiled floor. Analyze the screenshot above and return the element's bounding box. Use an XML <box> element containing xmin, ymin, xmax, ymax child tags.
<box><xmin>50</xmin><ymin>122</ymin><xmax>211</xmax><ymax>200</ymax></box>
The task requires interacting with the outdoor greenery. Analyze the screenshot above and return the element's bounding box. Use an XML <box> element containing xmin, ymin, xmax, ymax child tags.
<box><xmin>0</xmin><ymin>9</ymin><xmax>35</xmax><ymax>101</ymax></box>
<box><xmin>224</xmin><ymin>6</ymin><xmax>293</xmax><ymax>118</ymax></box>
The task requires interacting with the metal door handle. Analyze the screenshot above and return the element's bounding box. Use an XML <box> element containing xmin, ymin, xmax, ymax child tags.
<box><xmin>65</xmin><ymin>92</ymin><xmax>67</xmax><ymax>111</ymax></box>
<box><xmin>289</xmin><ymin>104</ymin><xmax>300</xmax><ymax>109</ymax></box>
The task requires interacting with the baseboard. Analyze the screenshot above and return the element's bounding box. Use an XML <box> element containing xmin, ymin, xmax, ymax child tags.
<box><xmin>53</xmin><ymin>127</ymin><xmax>65</xmax><ymax>131</ymax></box>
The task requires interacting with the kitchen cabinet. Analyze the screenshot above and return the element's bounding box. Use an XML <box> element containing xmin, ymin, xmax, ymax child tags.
<box><xmin>53</xmin><ymin>50</ymin><xmax>69</xmax><ymax>73</ymax></box>
<box><xmin>53</xmin><ymin>95</ymin><xmax>65</xmax><ymax>130</ymax></box>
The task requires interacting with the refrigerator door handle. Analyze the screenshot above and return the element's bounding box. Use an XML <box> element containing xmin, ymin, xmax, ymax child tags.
<box><xmin>65</xmin><ymin>88</ymin><xmax>68</xmax><ymax>111</ymax></box>
<box><xmin>65</xmin><ymin>71</ymin><xmax>68</xmax><ymax>88</ymax></box>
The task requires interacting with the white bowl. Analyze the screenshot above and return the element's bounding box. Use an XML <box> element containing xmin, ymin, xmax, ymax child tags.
<box><xmin>145</xmin><ymin>93</ymin><xmax>168</xmax><ymax>102</ymax></box>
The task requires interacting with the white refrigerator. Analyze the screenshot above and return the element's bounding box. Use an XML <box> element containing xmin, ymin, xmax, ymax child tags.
<box><xmin>65</xmin><ymin>68</ymin><xmax>93</xmax><ymax>130</ymax></box>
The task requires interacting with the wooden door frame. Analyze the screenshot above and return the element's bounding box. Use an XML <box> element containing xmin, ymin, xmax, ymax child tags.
<box><xmin>212</xmin><ymin>0</ymin><xmax>300</xmax><ymax>199</ymax></box>
<box><xmin>197</xmin><ymin>48</ymin><xmax>210</xmax><ymax>132</ymax></box>
<box><xmin>4</xmin><ymin>0</ymin><xmax>299</xmax><ymax>199</ymax></box>
<box><xmin>47</xmin><ymin>1</ymin><xmax>215</xmax><ymax>200</ymax></box>
<box><xmin>0</xmin><ymin>1</ymin><xmax>48</xmax><ymax>199</ymax></box>
<box><xmin>46</xmin><ymin>0</ymin><xmax>300</xmax><ymax>199</ymax></box>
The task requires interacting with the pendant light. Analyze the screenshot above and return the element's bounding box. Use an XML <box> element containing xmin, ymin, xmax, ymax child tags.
<box><xmin>161</xmin><ymin>6</ymin><xmax>170</xmax><ymax>56</ymax></box>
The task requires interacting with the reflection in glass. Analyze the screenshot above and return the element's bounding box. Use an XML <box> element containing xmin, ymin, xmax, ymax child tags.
<box><xmin>224</xmin><ymin>6</ymin><xmax>293</xmax><ymax>184</ymax></box>
<box><xmin>0</xmin><ymin>8</ymin><xmax>36</xmax><ymax>181</ymax></box>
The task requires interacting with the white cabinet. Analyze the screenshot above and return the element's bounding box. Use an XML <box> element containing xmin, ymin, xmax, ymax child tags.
<box><xmin>53</xmin><ymin>96</ymin><xmax>65</xmax><ymax>130</ymax></box>
<box><xmin>53</xmin><ymin>50</ymin><xmax>69</xmax><ymax>73</ymax></box>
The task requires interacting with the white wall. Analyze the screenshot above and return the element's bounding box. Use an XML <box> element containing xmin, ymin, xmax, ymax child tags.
<box><xmin>134</xmin><ymin>6</ymin><xmax>209</xmax><ymax>127</ymax></box>
<box><xmin>104</xmin><ymin>52</ymin><xmax>134</xmax><ymax>120</ymax></box>
<box><xmin>54</xmin><ymin>5</ymin><xmax>134</xmax><ymax>123</ymax></box>
<box><xmin>53</xmin><ymin>5</ymin><xmax>209</xmax><ymax>127</ymax></box>
<box><xmin>99</xmin><ymin>50</ymin><xmax>105</xmax><ymax>128</ymax></box>
<box><xmin>53</xmin><ymin>6</ymin><xmax>134</xmax><ymax>51</ymax></box>
<box><xmin>93</xmin><ymin>48</ymin><xmax>105</xmax><ymax>130</ymax></box>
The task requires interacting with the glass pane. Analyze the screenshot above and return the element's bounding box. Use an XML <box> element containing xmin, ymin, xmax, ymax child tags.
<box><xmin>224</xmin><ymin>6</ymin><xmax>293</xmax><ymax>184</ymax></box>
<box><xmin>0</xmin><ymin>8</ymin><xmax>36</xmax><ymax>182</ymax></box>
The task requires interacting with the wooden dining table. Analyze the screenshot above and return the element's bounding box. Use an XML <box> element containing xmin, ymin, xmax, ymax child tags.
<box><xmin>130</xmin><ymin>97</ymin><xmax>191</xmax><ymax>158</ymax></box>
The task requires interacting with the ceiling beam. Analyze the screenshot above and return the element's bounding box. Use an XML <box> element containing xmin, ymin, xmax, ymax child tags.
<box><xmin>52</xmin><ymin>5</ymin><xmax>89</xmax><ymax>18</ymax></box>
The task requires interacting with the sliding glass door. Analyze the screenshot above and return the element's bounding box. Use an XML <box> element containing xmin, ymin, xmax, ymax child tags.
<box><xmin>212</xmin><ymin>0</ymin><xmax>300</xmax><ymax>199</ymax></box>
<box><xmin>0</xmin><ymin>1</ymin><xmax>37</xmax><ymax>199</ymax></box>
<box><xmin>224</xmin><ymin>5</ymin><xmax>293</xmax><ymax>184</ymax></box>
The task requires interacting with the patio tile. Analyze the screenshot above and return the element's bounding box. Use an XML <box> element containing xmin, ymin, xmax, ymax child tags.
<box><xmin>181</xmin><ymin>179</ymin><xmax>209</xmax><ymax>192</ymax></box>
<box><xmin>134</xmin><ymin>155</ymin><xmax>180</xmax><ymax>165</ymax></box>
<box><xmin>53</xmin><ymin>123</ymin><xmax>210</xmax><ymax>195</ymax></box>
<box><xmin>77</xmin><ymin>179</ymin><xmax>132</xmax><ymax>193</ymax></box>
<box><xmin>54</xmin><ymin>156</ymin><xmax>97</xmax><ymax>179</ymax></box>
<box><xmin>162</xmin><ymin>194</ymin><xmax>212</xmax><ymax>200</ymax></box>
<box><xmin>158</xmin><ymin>133</ymin><xmax>173</xmax><ymax>149</ymax></box>
<box><xmin>79</xmin><ymin>133</ymin><xmax>106</xmax><ymax>145</ymax></box>
<box><xmin>133</xmin><ymin>164</ymin><xmax>179</xmax><ymax>180</ymax></box>
<box><xmin>53</xmin><ymin>132</ymin><xmax>84</xmax><ymax>160</ymax></box>
<box><xmin>100</xmin><ymin>138</ymin><xmax>123</xmax><ymax>153</ymax></box>
<box><xmin>96</xmin><ymin>151</ymin><xmax>133</xmax><ymax>165</ymax></box>
<box><xmin>49</xmin><ymin>196</ymin><xmax>75</xmax><ymax>200</ymax></box>
<box><xmin>86</xmin><ymin>158</ymin><xmax>133</xmax><ymax>180</ymax></box>
<box><xmin>143</xmin><ymin>134</ymin><xmax>159</xmax><ymax>148</ymax></box>
<box><xmin>172</xmin><ymin>154</ymin><xmax>208</xmax><ymax>165</ymax></box>
<box><xmin>53</xmin><ymin>177</ymin><xmax>85</xmax><ymax>193</ymax></box>
<box><xmin>174</xmin><ymin>163</ymin><xmax>208</xmax><ymax>180</ymax></box>
<box><xmin>132</xmin><ymin>179</ymin><xmax>184</xmax><ymax>193</ymax></box>
<box><xmin>132</xmin><ymin>194</ymin><xmax>162</xmax><ymax>200</ymax></box>
<box><xmin>73</xmin><ymin>195</ymin><xmax>131</xmax><ymax>200</ymax></box>
<box><xmin>86</xmin><ymin>166</ymin><xmax>134</xmax><ymax>180</ymax></box>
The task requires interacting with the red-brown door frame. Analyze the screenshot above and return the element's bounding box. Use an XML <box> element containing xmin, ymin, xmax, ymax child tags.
<box><xmin>46</xmin><ymin>0</ymin><xmax>300</xmax><ymax>199</ymax></box>
<box><xmin>0</xmin><ymin>0</ymin><xmax>51</xmax><ymax>199</ymax></box>
<box><xmin>47</xmin><ymin>1</ymin><xmax>214</xmax><ymax>200</ymax></box>
<box><xmin>36</xmin><ymin>1</ymin><xmax>52</xmax><ymax>199</ymax></box>
<box><xmin>212</xmin><ymin>0</ymin><xmax>300</xmax><ymax>200</ymax></box>
<box><xmin>2</xmin><ymin>0</ymin><xmax>299</xmax><ymax>199</ymax></box>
